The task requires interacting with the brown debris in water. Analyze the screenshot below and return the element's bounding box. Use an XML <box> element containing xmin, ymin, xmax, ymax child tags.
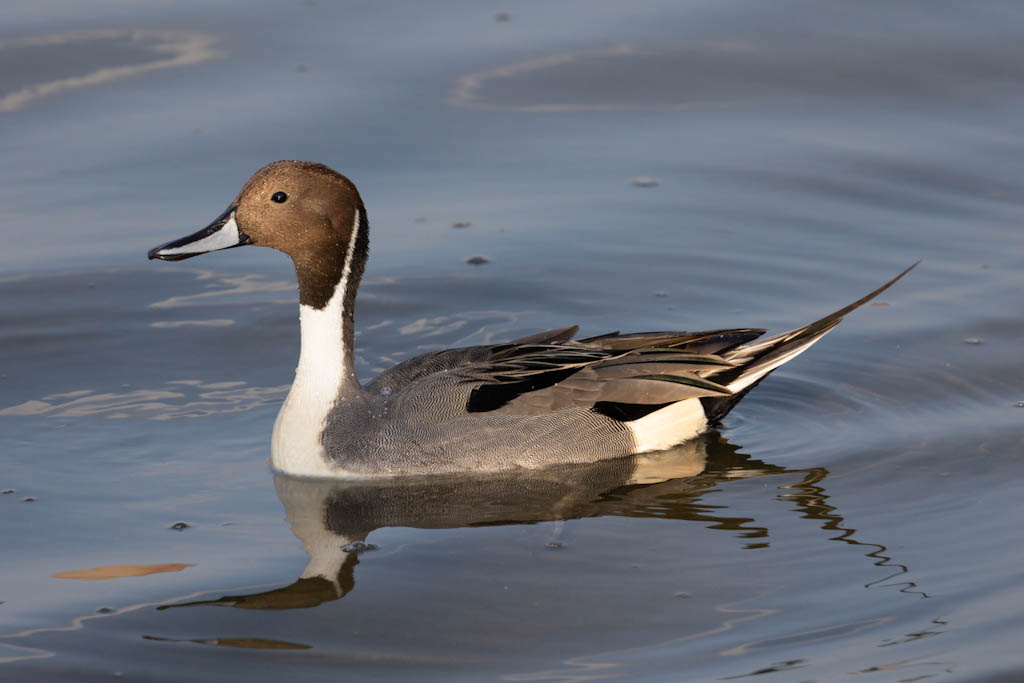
<box><xmin>51</xmin><ymin>563</ymin><xmax>196</xmax><ymax>581</ymax></box>
<box><xmin>143</xmin><ymin>634</ymin><xmax>311</xmax><ymax>650</ymax></box>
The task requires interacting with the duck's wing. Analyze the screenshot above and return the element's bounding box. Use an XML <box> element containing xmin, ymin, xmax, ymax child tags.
<box><xmin>365</xmin><ymin>326</ymin><xmax>584</xmax><ymax>393</ymax></box>
<box><xmin>462</xmin><ymin>328</ymin><xmax>767</xmax><ymax>417</ymax></box>
<box><xmin>371</xmin><ymin>264</ymin><xmax>917</xmax><ymax>425</ymax></box>
<box><xmin>367</xmin><ymin>325</ymin><xmax>765</xmax><ymax>417</ymax></box>
<box><xmin>461</xmin><ymin>262</ymin><xmax>918</xmax><ymax>420</ymax></box>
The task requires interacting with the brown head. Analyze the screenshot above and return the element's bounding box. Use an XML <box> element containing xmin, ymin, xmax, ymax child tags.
<box><xmin>148</xmin><ymin>160</ymin><xmax>369</xmax><ymax>310</ymax></box>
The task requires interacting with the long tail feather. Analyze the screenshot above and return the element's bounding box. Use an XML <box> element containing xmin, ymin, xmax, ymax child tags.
<box><xmin>701</xmin><ymin>261</ymin><xmax>919</xmax><ymax>423</ymax></box>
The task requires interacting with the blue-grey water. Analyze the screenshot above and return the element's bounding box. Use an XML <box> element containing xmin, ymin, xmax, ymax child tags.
<box><xmin>2</xmin><ymin>1</ymin><xmax>1023</xmax><ymax>680</ymax></box>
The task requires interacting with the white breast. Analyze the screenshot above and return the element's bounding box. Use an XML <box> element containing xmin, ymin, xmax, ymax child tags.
<box><xmin>271</xmin><ymin>297</ymin><xmax>347</xmax><ymax>477</ymax></box>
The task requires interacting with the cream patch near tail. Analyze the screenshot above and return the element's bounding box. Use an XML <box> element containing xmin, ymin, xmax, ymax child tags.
<box><xmin>626</xmin><ymin>398</ymin><xmax>708</xmax><ymax>454</ymax></box>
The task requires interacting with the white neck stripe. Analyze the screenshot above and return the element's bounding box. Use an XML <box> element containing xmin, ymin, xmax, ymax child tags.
<box><xmin>335</xmin><ymin>206</ymin><xmax>361</xmax><ymax>313</ymax></box>
<box><xmin>271</xmin><ymin>208</ymin><xmax>363</xmax><ymax>477</ymax></box>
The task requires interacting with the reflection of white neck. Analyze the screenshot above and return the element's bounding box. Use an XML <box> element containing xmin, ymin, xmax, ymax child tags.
<box><xmin>275</xmin><ymin>476</ymin><xmax>362</xmax><ymax>587</ymax></box>
<box><xmin>271</xmin><ymin>211</ymin><xmax>362</xmax><ymax>477</ymax></box>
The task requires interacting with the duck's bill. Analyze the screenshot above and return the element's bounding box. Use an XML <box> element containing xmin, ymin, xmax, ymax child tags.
<box><xmin>147</xmin><ymin>207</ymin><xmax>251</xmax><ymax>261</ymax></box>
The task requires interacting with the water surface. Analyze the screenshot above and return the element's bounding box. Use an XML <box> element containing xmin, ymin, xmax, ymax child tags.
<box><xmin>2</xmin><ymin>1</ymin><xmax>1023</xmax><ymax>680</ymax></box>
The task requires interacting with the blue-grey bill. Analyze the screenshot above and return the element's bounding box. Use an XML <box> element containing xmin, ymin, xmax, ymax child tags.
<box><xmin>148</xmin><ymin>207</ymin><xmax>250</xmax><ymax>261</ymax></box>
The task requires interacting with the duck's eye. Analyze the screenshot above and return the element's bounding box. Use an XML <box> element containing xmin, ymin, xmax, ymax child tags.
<box><xmin>271</xmin><ymin>191</ymin><xmax>288</xmax><ymax>204</ymax></box>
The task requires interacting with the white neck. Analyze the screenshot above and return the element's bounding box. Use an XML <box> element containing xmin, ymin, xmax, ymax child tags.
<box><xmin>271</xmin><ymin>211</ymin><xmax>362</xmax><ymax>477</ymax></box>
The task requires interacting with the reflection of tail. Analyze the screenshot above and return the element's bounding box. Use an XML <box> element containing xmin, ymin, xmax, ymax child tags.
<box><xmin>701</xmin><ymin>262</ymin><xmax>919</xmax><ymax>423</ymax></box>
<box><xmin>780</xmin><ymin>466</ymin><xmax>928</xmax><ymax>598</ymax></box>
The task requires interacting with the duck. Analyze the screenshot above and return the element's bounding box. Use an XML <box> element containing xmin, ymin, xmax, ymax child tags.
<box><xmin>148</xmin><ymin>160</ymin><xmax>915</xmax><ymax>479</ymax></box>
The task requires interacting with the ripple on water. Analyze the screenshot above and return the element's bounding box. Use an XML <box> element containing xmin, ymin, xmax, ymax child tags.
<box><xmin>0</xmin><ymin>30</ymin><xmax>224</xmax><ymax>113</ymax></box>
<box><xmin>450</xmin><ymin>34</ymin><xmax>1024</xmax><ymax>111</ymax></box>
<box><xmin>0</xmin><ymin>381</ymin><xmax>288</xmax><ymax>420</ymax></box>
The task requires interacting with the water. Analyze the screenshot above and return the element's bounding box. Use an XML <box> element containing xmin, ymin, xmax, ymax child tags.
<box><xmin>2</xmin><ymin>0</ymin><xmax>1023</xmax><ymax>680</ymax></box>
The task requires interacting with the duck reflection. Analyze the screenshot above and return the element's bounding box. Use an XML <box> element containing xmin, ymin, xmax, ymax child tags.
<box><xmin>161</xmin><ymin>432</ymin><xmax>920</xmax><ymax>611</ymax></box>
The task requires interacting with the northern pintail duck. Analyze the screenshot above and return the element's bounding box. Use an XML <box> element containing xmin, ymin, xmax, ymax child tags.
<box><xmin>149</xmin><ymin>161</ymin><xmax>915</xmax><ymax>478</ymax></box>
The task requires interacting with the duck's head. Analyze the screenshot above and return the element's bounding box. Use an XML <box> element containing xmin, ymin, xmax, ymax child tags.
<box><xmin>148</xmin><ymin>160</ymin><xmax>368</xmax><ymax>309</ymax></box>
